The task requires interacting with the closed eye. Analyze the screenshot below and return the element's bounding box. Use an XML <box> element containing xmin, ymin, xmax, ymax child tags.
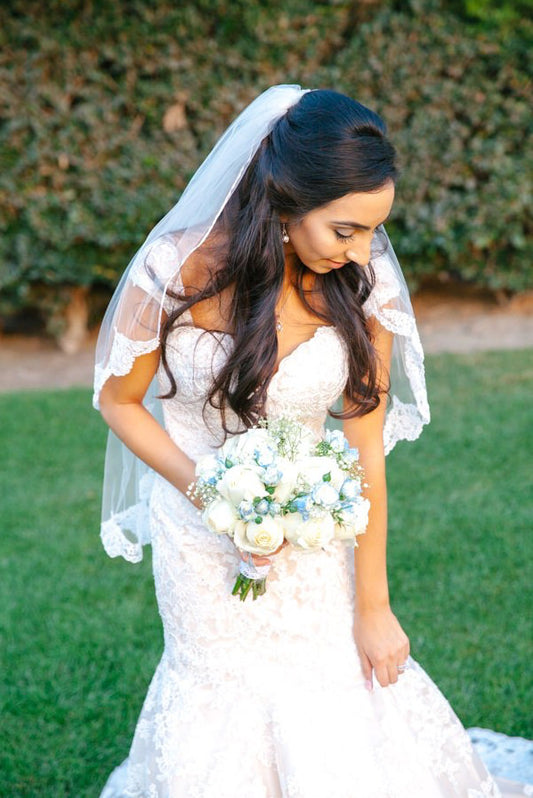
<box><xmin>335</xmin><ymin>230</ymin><xmax>356</xmax><ymax>241</ymax></box>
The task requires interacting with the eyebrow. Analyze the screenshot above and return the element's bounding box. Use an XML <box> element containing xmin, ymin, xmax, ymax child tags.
<box><xmin>331</xmin><ymin>221</ymin><xmax>371</xmax><ymax>231</ymax></box>
<box><xmin>331</xmin><ymin>215</ymin><xmax>390</xmax><ymax>231</ymax></box>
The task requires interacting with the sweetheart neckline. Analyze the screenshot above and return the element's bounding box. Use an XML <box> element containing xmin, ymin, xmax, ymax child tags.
<box><xmin>174</xmin><ymin>323</ymin><xmax>338</xmax><ymax>378</ymax></box>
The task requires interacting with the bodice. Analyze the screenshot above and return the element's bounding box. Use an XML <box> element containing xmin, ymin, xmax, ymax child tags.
<box><xmin>157</xmin><ymin>323</ymin><xmax>349</xmax><ymax>460</ymax></box>
<box><xmin>96</xmin><ymin>232</ymin><xmax>430</xmax><ymax>565</ymax></box>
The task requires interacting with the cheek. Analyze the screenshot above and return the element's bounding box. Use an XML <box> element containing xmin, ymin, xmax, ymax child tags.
<box><xmin>294</xmin><ymin>224</ymin><xmax>326</xmax><ymax>258</ymax></box>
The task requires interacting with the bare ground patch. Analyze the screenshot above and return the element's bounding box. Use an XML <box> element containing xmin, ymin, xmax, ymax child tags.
<box><xmin>1</xmin><ymin>289</ymin><xmax>532</xmax><ymax>393</ymax></box>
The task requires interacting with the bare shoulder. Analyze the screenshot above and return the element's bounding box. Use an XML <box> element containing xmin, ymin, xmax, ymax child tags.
<box><xmin>176</xmin><ymin>230</ymin><xmax>228</xmax><ymax>295</ymax></box>
<box><xmin>171</xmin><ymin>230</ymin><xmax>233</xmax><ymax>331</ymax></box>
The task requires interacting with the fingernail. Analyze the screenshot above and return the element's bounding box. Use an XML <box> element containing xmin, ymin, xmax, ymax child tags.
<box><xmin>365</xmin><ymin>680</ymin><xmax>373</xmax><ymax>692</ymax></box>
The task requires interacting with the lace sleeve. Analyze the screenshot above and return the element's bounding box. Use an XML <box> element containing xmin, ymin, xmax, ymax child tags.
<box><xmin>363</xmin><ymin>230</ymin><xmax>430</xmax><ymax>454</ymax></box>
<box><xmin>92</xmin><ymin>234</ymin><xmax>183</xmax><ymax>410</ymax></box>
<box><xmin>93</xmin><ymin>234</ymin><xmax>185</xmax><ymax>562</ymax></box>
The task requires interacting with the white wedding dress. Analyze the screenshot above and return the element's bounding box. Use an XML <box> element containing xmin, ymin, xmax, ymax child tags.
<box><xmin>98</xmin><ymin>299</ymin><xmax>531</xmax><ymax>797</ymax></box>
<box><xmin>96</xmin><ymin>228</ymin><xmax>533</xmax><ymax>798</ymax></box>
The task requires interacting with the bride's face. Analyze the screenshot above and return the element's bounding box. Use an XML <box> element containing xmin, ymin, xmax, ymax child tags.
<box><xmin>284</xmin><ymin>181</ymin><xmax>395</xmax><ymax>273</ymax></box>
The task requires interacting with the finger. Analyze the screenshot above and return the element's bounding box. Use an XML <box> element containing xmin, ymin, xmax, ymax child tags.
<box><xmin>398</xmin><ymin>643</ymin><xmax>410</xmax><ymax>671</ymax></box>
<box><xmin>394</xmin><ymin>639</ymin><xmax>411</xmax><ymax>676</ymax></box>
<box><xmin>358</xmin><ymin>650</ymin><xmax>373</xmax><ymax>692</ymax></box>
<box><xmin>374</xmin><ymin>663</ymin><xmax>390</xmax><ymax>688</ymax></box>
<box><xmin>387</xmin><ymin>663</ymin><xmax>399</xmax><ymax>685</ymax></box>
<box><xmin>271</xmin><ymin>540</ymin><xmax>288</xmax><ymax>556</ymax></box>
<box><xmin>253</xmin><ymin>554</ymin><xmax>271</xmax><ymax>566</ymax></box>
<box><xmin>238</xmin><ymin>551</ymin><xmax>271</xmax><ymax>567</ymax></box>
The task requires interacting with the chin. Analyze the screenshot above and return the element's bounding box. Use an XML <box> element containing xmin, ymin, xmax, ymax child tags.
<box><xmin>302</xmin><ymin>261</ymin><xmax>331</xmax><ymax>273</ymax></box>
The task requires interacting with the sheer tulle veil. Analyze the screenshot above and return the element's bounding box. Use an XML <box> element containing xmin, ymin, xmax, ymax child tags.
<box><xmin>92</xmin><ymin>84</ymin><xmax>430</xmax><ymax>563</ymax></box>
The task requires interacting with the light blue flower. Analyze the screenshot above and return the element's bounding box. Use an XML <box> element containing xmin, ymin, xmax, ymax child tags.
<box><xmin>262</xmin><ymin>465</ymin><xmax>282</xmax><ymax>486</ymax></box>
<box><xmin>254</xmin><ymin>445</ymin><xmax>277</xmax><ymax>468</ymax></box>
<box><xmin>238</xmin><ymin>500</ymin><xmax>256</xmax><ymax>521</ymax></box>
<box><xmin>325</xmin><ymin>429</ymin><xmax>348</xmax><ymax>453</ymax></box>
<box><xmin>342</xmin><ymin>447</ymin><xmax>360</xmax><ymax>467</ymax></box>
<box><xmin>255</xmin><ymin>498</ymin><xmax>270</xmax><ymax>515</ymax></box>
<box><xmin>196</xmin><ymin>455</ymin><xmax>225</xmax><ymax>485</ymax></box>
<box><xmin>198</xmin><ymin>469</ymin><xmax>218</xmax><ymax>486</ymax></box>
<box><xmin>292</xmin><ymin>494</ymin><xmax>313</xmax><ymax>520</ymax></box>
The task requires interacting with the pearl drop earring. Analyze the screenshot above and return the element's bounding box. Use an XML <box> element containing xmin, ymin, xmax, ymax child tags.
<box><xmin>281</xmin><ymin>223</ymin><xmax>289</xmax><ymax>244</ymax></box>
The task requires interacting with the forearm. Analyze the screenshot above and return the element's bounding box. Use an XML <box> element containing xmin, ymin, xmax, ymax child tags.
<box><xmin>101</xmin><ymin>400</ymin><xmax>197</xmax><ymax>498</ymax></box>
<box><xmin>342</xmin><ymin>324</ymin><xmax>409</xmax><ymax>686</ymax></box>
<box><xmin>347</xmin><ymin>432</ymin><xmax>409</xmax><ymax>687</ymax></box>
<box><xmin>344</xmin><ymin>322</ymin><xmax>393</xmax><ymax>613</ymax></box>
<box><xmin>353</xmin><ymin>448</ymin><xmax>390</xmax><ymax>612</ymax></box>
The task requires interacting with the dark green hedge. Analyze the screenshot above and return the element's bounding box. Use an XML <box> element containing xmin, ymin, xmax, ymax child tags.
<box><xmin>1</xmin><ymin>0</ymin><xmax>531</xmax><ymax>332</ymax></box>
<box><xmin>318</xmin><ymin>6</ymin><xmax>532</xmax><ymax>289</ymax></box>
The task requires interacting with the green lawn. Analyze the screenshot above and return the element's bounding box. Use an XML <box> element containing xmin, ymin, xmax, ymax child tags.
<box><xmin>1</xmin><ymin>349</ymin><xmax>531</xmax><ymax>796</ymax></box>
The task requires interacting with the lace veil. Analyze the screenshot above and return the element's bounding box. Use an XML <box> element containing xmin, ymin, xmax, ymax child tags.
<box><xmin>92</xmin><ymin>84</ymin><xmax>430</xmax><ymax>561</ymax></box>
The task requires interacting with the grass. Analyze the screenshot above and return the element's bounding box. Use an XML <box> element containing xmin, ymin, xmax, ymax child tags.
<box><xmin>0</xmin><ymin>349</ymin><xmax>531</xmax><ymax>796</ymax></box>
<box><xmin>386</xmin><ymin>350</ymin><xmax>533</xmax><ymax>735</ymax></box>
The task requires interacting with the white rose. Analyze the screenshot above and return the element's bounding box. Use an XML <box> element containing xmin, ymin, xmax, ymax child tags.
<box><xmin>203</xmin><ymin>499</ymin><xmax>238</xmax><ymax>535</ymax></box>
<box><xmin>273</xmin><ymin>457</ymin><xmax>300</xmax><ymax>504</ymax></box>
<box><xmin>217</xmin><ymin>464</ymin><xmax>266</xmax><ymax>505</ymax></box>
<box><xmin>282</xmin><ymin>512</ymin><xmax>335</xmax><ymax>551</ymax></box>
<box><xmin>312</xmin><ymin>482</ymin><xmax>340</xmax><ymax>509</ymax></box>
<box><xmin>298</xmin><ymin>456</ymin><xmax>344</xmax><ymax>490</ymax></box>
<box><xmin>234</xmin><ymin>515</ymin><xmax>284</xmax><ymax>555</ymax></box>
<box><xmin>335</xmin><ymin>498</ymin><xmax>370</xmax><ymax>541</ymax></box>
<box><xmin>328</xmin><ymin>462</ymin><xmax>346</xmax><ymax>490</ymax></box>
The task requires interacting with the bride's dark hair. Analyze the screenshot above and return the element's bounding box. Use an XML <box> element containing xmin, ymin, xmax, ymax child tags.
<box><xmin>160</xmin><ymin>89</ymin><xmax>397</xmax><ymax>432</ymax></box>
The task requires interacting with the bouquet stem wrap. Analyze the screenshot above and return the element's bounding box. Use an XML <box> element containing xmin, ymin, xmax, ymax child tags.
<box><xmin>232</xmin><ymin>557</ymin><xmax>272</xmax><ymax>601</ymax></box>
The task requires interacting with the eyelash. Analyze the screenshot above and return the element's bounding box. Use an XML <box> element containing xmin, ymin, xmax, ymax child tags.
<box><xmin>335</xmin><ymin>231</ymin><xmax>356</xmax><ymax>242</ymax></box>
<box><xmin>335</xmin><ymin>225</ymin><xmax>382</xmax><ymax>242</ymax></box>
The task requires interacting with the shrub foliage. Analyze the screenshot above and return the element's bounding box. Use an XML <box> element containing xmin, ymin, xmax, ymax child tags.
<box><xmin>0</xmin><ymin>0</ymin><xmax>531</xmax><ymax>332</ymax></box>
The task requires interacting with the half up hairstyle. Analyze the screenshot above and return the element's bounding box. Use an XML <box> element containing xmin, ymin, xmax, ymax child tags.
<box><xmin>159</xmin><ymin>89</ymin><xmax>398</xmax><ymax>434</ymax></box>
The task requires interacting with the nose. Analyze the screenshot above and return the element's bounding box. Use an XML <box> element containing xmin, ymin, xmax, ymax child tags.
<box><xmin>345</xmin><ymin>242</ymin><xmax>371</xmax><ymax>268</ymax></box>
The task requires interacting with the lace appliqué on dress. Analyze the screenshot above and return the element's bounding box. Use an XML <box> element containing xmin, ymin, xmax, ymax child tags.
<box><xmin>93</xmin><ymin>329</ymin><xmax>160</xmax><ymax>410</ymax></box>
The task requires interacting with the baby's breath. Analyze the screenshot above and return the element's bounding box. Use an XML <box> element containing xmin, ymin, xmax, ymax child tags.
<box><xmin>261</xmin><ymin>417</ymin><xmax>305</xmax><ymax>459</ymax></box>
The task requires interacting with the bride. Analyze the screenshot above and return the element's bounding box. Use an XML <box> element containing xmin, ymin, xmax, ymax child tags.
<box><xmin>94</xmin><ymin>85</ymin><xmax>527</xmax><ymax>797</ymax></box>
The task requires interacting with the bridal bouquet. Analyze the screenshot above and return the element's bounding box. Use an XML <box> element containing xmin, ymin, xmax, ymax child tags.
<box><xmin>193</xmin><ymin>418</ymin><xmax>369</xmax><ymax>601</ymax></box>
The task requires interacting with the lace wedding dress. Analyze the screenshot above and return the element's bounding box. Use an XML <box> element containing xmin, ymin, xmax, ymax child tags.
<box><xmin>98</xmin><ymin>241</ymin><xmax>530</xmax><ymax>798</ymax></box>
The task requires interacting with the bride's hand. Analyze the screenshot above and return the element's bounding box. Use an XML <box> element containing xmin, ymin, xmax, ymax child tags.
<box><xmin>353</xmin><ymin>606</ymin><xmax>410</xmax><ymax>690</ymax></box>
<box><xmin>239</xmin><ymin>540</ymin><xmax>288</xmax><ymax>567</ymax></box>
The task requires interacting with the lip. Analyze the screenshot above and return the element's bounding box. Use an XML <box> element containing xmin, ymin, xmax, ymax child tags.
<box><xmin>325</xmin><ymin>259</ymin><xmax>347</xmax><ymax>268</ymax></box>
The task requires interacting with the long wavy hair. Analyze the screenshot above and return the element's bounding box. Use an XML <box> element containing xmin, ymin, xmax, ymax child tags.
<box><xmin>158</xmin><ymin>89</ymin><xmax>397</xmax><ymax>433</ymax></box>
